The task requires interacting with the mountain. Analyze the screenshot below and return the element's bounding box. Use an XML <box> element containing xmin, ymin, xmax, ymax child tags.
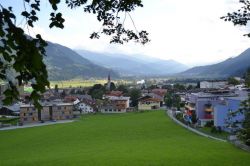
<box><xmin>44</xmin><ymin>42</ymin><xmax>118</xmax><ymax>80</ymax></box>
<box><xmin>180</xmin><ymin>48</ymin><xmax>250</xmax><ymax>78</ymax></box>
<box><xmin>75</xmin><ymin>50</ymin><xmax>189</xmax><ymax>76</ymax></box>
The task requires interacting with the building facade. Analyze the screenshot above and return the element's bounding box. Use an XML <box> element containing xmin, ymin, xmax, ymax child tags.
<box><xmin>20</xmin><ymin>103</ymin><xmax>73</xmax><ymax>124</ymax></box>
<box><xmin>138</xmin><ymin>96</ymin><xmax>161</xmax><ymax>110</ymax></box>
<box><xmin>214</xmin><ymin>97</ymin><xmax>246</xmax><ymax>130</ymax></box>
<box><xmin>100</xmin><ymin>96</ymin><xmax>130</xmax><ymax>113</ymax></box>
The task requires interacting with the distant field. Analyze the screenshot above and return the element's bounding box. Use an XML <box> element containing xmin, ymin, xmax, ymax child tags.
<box><xmin>50</xmin><ymin>79</ymin><xmax>133</xmax><ymax>88</ymax></box>
<box><xmin>0</xmin><ymin>111</ymin><xmax>249</xmax><ymax>166</ymax></box>
<box><xmin>23</xmin><ymin>79</ymin><xmax>133</xmax><ymax>93</ymax></box>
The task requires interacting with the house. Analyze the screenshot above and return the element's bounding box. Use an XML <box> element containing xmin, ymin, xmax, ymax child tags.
<box><xmin>138</xmin><ymin>96</ymin><xmax>161</xmax><ymax>110</ymax></box>
<box><xmin>76</xmin><ymin>101</ymin><xmax>94</xmax><ymax>114</ymax></box>
<box><xmin>141</xmin><ymin>89</ymin><xmax>167</xmax><ymax>107</ymax></box>
<box><xmin>151</xmin><ymin>89</ymin><xmax>167</xmax><ymax>97</ymax></box>
<box><xmin>100</xmin><ymin>96</ymin><xmax>130</xmax><ymax>113</ymax></box>
<box><xmin>0</xmin><ymin>103</ymin><xmax>20</xmax><ymax>116</ymax></box>
<box><xmin>147</xmin><ymin>92</ymin><xmax>164</xmax><ymax>107</ymax></box>
<box><xmin>20</xmin><ymin>102</ymin><xmax>73</xmax><ymax>124</ymax></box>
<box><xmin>64</xmin><ymin>96</ymin><xmax>78</xmax><ymax>103</ymax></box>
<box><xmin>104</xmin><ymin>91</ymin><xmax>123</xmax><ymax>98</ymax></box>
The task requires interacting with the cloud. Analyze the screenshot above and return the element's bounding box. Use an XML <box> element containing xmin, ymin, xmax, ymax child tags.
<box><xmin>20</xmin><ymin>0</ymin><xmax>250</xmax><ymax>66</ymax></box>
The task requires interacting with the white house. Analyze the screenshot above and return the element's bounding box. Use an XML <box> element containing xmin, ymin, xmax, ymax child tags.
<box><xmin>77</xmin><ymin>102</ymin><xmax>94</xmax><ymax>114</ymax></box>
<box><xmin>100</xmin><ymin>96</ymin><xmax>130</xmax><ymax>113</ymax></box>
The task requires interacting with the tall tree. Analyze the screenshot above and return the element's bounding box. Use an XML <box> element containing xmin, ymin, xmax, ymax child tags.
<box><xmin>116</xmin><ymin>84</ymin><xmax>128</xmax><ymax>94</ymax></box>
<box><xmin>239</xmin><ymin>96</ymin><xmax>250</xmax><ymax>145</ymax></box>
<box><xmin>245</xmin><ymin>68</ymin><xmax>250</xmax><ymax>87</ymax></box>
<box><xmin>0</xmin><ymin>0</ymin><xmax>149</xmax><ymax>109</ymax></box>
<box><xmin>88</xmin><ymin>84</ymin><xmax>106</xmax><ymax>99</ymax></box>
<box><xmin>228</xmin><ymin>77</ymin><xmax>240</xmax><ymax>86</ymax></box>
<box><xmin>128</xmin><ymin>88</ymin><xmax>141</xmax><ymax>107</ymax></box>
<box><xmin>222</xmin><ymin>0</ymin><xmax>250</xmax><ymax>37</ymax></box>
<box><xmin>164</xmin><ymin>93</ymin><xmax>173</xmax><ymax>108</ymax></box>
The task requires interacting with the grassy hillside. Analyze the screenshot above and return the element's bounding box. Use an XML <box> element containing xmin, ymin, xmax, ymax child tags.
<box><xmin>44</xmin><ymin>42</ymin><xmax>118</xmax><ymax>80</ymax></box>
<box><xmin>180</xmin><ymin>48</ymin><xmax>250</xmax><ymax>78</ymax></box>
<box><xmin>0</xmin><ymin>111</ymin><xmax>250</xmax><ymax>166</ymax></box>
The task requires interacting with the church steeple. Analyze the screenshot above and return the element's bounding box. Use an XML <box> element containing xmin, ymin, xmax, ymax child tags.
<box><xmin>108</xmin><ymin>73</ymin><xmax>111</xmax><ymax>82</ymax></box>
<box><xmin>106</xmin><ymin>73</ymin><xmax>111</xmax><ymax>91</ymax></box>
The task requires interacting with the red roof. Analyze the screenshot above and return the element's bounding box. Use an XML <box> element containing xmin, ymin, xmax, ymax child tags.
<box><xmin>139</xmin><ymin>97</ymin><xmax>161</xmax><ymax>102</ymax></box>
<box><xmin>64</xmin><ymin>96</ymin><xmax>78</xmax><ymax>102</ymax></box>
<box><xmin>106</xmin><ymin>91</ymin><xmax>123</xmax><ymax>97</ymax></box>
<box><xmin>151</xmin><ymin>89</ymin><xmax>167</xmax><ymax>97</ymax></box>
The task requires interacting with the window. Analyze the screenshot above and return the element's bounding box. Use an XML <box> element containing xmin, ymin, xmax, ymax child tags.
<box><xmin>23</xmin><ymin>118</ymin><xmax>27</xmax><ymax>121</ymax></box>
<box><xmin>109</xmin><ymin>109</ymin><xmax>112</xmax><ymax>112</ymax></box>
<box><xmin>29</xmin><ymin>113</ymin><xmax>33</xmax><ymax>116</ymax></box>
<box><xmin>58</xmin><ymin>106</ymin><xmax>61</xmax><ymax>110</ymax></box>
<box><xmin>23</xmin><ymin>113</ymin><xmax>26</xmax><ymax>116</ymax></box>
<box><xmin>105</xmin><ymin>109</ymin><xmax>108</xmax><ymax>112</ymax></box>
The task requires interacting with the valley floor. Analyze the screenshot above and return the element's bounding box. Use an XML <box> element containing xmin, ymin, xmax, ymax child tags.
<box><xmin>0</xmin><ymin>111</ymin><xmax>249</xmax><ymax>166</ymax></box>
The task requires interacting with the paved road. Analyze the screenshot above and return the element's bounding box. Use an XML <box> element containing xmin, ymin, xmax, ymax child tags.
<box><xmin>0</xmin><ymin>120</ymin><xmax>74</xmax><ymax>131</ymax></box>
<box><xmin>166</xmin><ymin>109</ymin><xmax>226</xmax><ymax>142</ymax></box>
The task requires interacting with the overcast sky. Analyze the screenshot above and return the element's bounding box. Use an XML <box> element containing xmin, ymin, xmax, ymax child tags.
<box><xmin>2</xmin><ymin>0</ymin><xmax>250</xmax><ymax>66</ymax></box>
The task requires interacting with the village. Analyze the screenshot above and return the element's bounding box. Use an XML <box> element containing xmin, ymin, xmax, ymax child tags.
<box><xmin>0</xmin><ymin>74</ymin><xmax>249</xmax><ymax>135</ymax></box>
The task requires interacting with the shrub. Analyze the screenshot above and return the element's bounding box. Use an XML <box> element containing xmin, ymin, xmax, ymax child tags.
<box><xmin>211</xmin><ymin>126</ymin><xmax>217</xmax><ymax>133</ymax></box>
<box><xmin>205</xmin><ymin>121</ymin><xmax>214</xmax><ymax>127</ymax></box>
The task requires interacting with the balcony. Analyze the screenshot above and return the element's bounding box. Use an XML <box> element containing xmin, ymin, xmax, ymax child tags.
<box><xmin>204</xmin><ymin>114</ymin><xmax>213</xmax><ymax>119</ymax></box>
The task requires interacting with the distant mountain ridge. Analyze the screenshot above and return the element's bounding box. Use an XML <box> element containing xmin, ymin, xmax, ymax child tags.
<box><xmin>44</xmin><ymin>42</ymin><xmax>118</xmax><ymax>80</ymax></box>
<box><xmin>75</xmin><ymin>50</ymin><xmax>189</xmax><ymax>76</ymax></box>
<box><xmin>180</xmin><ymin>48</ymin><xmax>250</xmax><ymax>78</ymax></box>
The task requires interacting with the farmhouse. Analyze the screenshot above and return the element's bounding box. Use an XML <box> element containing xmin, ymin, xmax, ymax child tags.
<box><xmin>138</xmin><ymin>96</ymin><xmax>161</xmax><ymax>110</ymax></box>
<box><xmin>100</xmin><ymin>96</ymin><xmax>130</xmax><ymax>113</ymax></box>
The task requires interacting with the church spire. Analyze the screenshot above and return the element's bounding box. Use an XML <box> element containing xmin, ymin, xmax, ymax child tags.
<box><xmin>108</xmin><ymin>73</ymin><xmax>111</xmax><ymax>82</ymax></box>
<box><xmin>106</xmin><ymin>73</ymin><xmax>111</xmax><ymax>91</ymax></box>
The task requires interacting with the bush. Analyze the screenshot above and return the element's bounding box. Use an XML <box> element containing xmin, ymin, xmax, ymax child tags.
<box><xmin>217</xmin><ymin>126</ymin><xmax>222</xmax><ymax>133</ymax></box>
<box><xmin>210</xmin><ymin>126</ymin><xmax>223</xmax><ymax>134</ymax></box>
<box><xmin>211</xmin><ymin>126</ymin><xmax>217</xmax><ymax>133</ymax></box>
<box><xmin>175</xmin><ymin>113</ymin><xmax>183</xmax><ymax>120</ymax></box>
<box><xmin>205</xmin><ymin>121</ymin><xmax>214</xmax><ymax>127</ymax></box>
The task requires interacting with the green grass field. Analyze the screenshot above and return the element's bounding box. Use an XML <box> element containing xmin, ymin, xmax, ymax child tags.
<box><xmin>50</xmin><ymin>79</ymin><xmax>107</xmax><ymax>88</ymax></box>
<box><xmin>0</xmin><ymin>111</ymin><xmax>249</xmax><ymax>166</ymax></box>
<box><xmin>49</xmin><ymin>79</ymin><xmax>133</xmax><ymax>88</ymax></box>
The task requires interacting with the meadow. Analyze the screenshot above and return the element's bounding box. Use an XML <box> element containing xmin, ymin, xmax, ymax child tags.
<box><xmin>0</xmin><ymin>111</ymin><xmax>249</xmax><ymax>166</ymax></box>
<box><xmin>49</xmin><ymin>79</ymin><xmax>133</xmax><ymax>88</ymax></box>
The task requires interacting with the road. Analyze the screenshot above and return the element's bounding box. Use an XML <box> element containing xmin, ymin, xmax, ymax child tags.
<box><xmin>0</xmin><ymin>120</ymin><xmax>74</xmax><ymax>131</ymax></box>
